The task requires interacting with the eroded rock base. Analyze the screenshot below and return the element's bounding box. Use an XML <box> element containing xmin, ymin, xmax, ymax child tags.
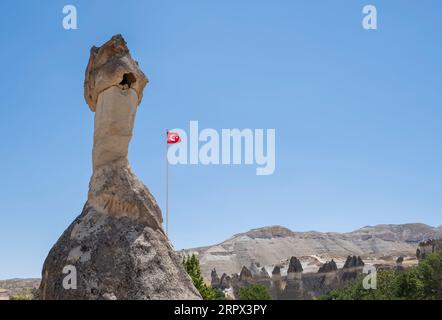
<box><xmin>40</xmin><ymin>205</ymin><xmax>201</xmax><ymax>300</ymax></box>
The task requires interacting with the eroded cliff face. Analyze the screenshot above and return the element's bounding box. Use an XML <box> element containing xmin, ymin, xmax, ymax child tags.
<box><xmin>39</xmin><ymin>35</ymin><xmax>201</xmax><ymax>300</ymax></box>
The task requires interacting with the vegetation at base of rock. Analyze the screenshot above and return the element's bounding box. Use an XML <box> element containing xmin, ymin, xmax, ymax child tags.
<box><xmin>238</xmin><ymin>284</ymin><xmax>272</xmax><ymax>300</ymax></box>
<box><xmin>320</xmin><ymin>253</ymin><xmax>442</xmax><ymax>300</ymax></box>
<box><xmin>212</xmin><ymin>288</ymin><xmax>226</xmax><ymax>300</ymax></box>
<box><xmin>8</xmin><ymin>287</ymin><xmax>34</xmax><ymax>300</ymax></box>
<box><xmin>183</xmin><ymin>254</ymin><xmax>225</xmax><ymax>300</ymax></box>
<box><xmin>10</xmin><ymin>293</ymin><xmax>32</xmax><ymax>300</ymax></box>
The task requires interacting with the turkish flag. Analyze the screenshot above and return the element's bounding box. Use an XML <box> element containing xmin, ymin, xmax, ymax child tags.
<box><xmin>167</xmin><ymin>131</ymin><xmax>181</xmax><ymax>144</ymax></box>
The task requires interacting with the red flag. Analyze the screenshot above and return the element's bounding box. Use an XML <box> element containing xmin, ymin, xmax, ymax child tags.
<box><xmin>167</xmin><ymin>131</ymin><xmax>181</xmax><ymax>144</ymax></box>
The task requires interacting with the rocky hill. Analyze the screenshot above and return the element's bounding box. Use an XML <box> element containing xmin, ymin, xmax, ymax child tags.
<box><xmin>184</xmin><ymin>223</ymin><xmax>442</xmax><ymax>279</ymax></box>
<box><xmin>0</xmin><ymin>279</ymin><xmax>40</xmax><ymax>300</ymax></box>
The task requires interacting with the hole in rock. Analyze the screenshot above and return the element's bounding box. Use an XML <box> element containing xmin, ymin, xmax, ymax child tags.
<box><xmin>120</xmin><ymin>73</ymin><xmax>136</xmax><ymax>88</ymax></box>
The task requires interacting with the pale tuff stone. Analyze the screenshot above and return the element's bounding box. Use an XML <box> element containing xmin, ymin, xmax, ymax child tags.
<box><xmin>92</xmin><ymin>86</ymin><xmax>138</xmax><ymax>170</ymax></box>
<box><xmin>87</xmin><ymin>160</ymin><xmax>163</xmax><ymax>229</ymax></box>
<box><xmin>39</xmin><ymin>35</ymin><xmax>201</xmax><ymax>300</ymax></box>
<box><xmin>84</xmin><ymin>34</ymin><xmax>148</xmax><ymax>112</ymax></box>
<box><xmin>40</xmin><ymin>206</ymin><xmax>200</xmax><ymax>300</ymax></box>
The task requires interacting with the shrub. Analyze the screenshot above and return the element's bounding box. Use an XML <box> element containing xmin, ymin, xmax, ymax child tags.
<box><xmin>183</xmin><ymin>254</ymin><xmax>222</xmax><ymax>300</ymax></box>
<box><xmin>238</xmin><ymin>284</ymin><xmax>272</xmax><ymax>300</ymax></box>
<box><xmin>321</xmin><ymin>253</ymin><xmax>442</xmax><ymax>300</ymax></box>
<box><xmin>9</xmin><ymin>294</ymin><xmax>32</xmax><ymax>300</ymax></box>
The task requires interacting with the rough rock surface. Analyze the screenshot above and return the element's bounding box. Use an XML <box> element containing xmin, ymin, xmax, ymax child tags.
<box><xmin>84</xmin><ymin>34</ymin><xmax>148</xmax><ymax>112</ymax></box>
<box><xmin>40</xmin><ymin>205</ymin><xmax>199</xmax><ymax>299</ymax></box>
<box><xmin>39</xmin><ymin>35</ymin><xmax>200</xmax><ymax>300</ymax></box>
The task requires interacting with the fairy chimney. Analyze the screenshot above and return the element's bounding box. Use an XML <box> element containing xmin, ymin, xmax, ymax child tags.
<box><xmin>39</xmin><ymin>35</ymin><xmax>201</xmax><ymax>300</ymax></box>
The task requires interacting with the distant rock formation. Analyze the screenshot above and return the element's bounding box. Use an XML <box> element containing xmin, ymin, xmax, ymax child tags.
<box><xmin>210</xmin><ymin>255</ymin><xmax>370</xmax><ymax>300</ymax></box>
<box><xmin>395</xmin><ymin>256</ymin><xmax>405</xmax><ymax>271</ymax></box>
<box><xmin>272</xmin><ymin>265</ymin><xmax>281</xmax><ymax>275</ymax></box>
<box><xmin>211</xmin><ymin>269</ymin><xmax>220</xmax><ymax>288</ymax></box>
<box><xmin>38</xmin><ymin>35</ymin><xmax>200</xmax><ymax>300</ymax></box>
<box><xmin>239</xmin><ymin>266</ymin><xmax>253</xmax><ymax>285</ymax></box>
<box><xmin>0</xmin><ymin>279</ymin><xmax>40</xmax><ymax>300</ymax></box>
<box><xmin>281</xmin><ymin>257</ymin><xmax>304</xmax><ymax>300</ymax></box>
<box><xmin>343</xmin><ymin>255</ymin><xmax>365</xmax><ymax>269</ymax></box>
<box><xmin>341</xmin><ymin>256</ymin><xmax>365</xmax><ymax>282</ymax></box>
<box><xmin>184</xmin><ymin>224</ymin><xmax>442</xmax><ymax>280</ymax></box>
<box><xmin>219</xmin><ymin>273</ymin><xmax>232</xmax><ymax>290</ymax></box>
<box><xmin>318</xmin><ymin>260</ymin><xmax>338</xmax><ymax>273</ymax></box>
<box><xmin>271</xmin><ymin>266</ymin><xmax>283</xmax><ymax>298</ymax></box>
<box><xmin>249</xmin><ymin>262</ymin><xmax>262</xmax><ymax>277</ymax></box>
<box><xmin>260</xmin><ymin>267</ymin><xmax>270</xmax><ymax>279</ymax></box>
<box><xmin>417</xmin><ymin>239</ymin><xmax>442</xmax><ymax>260</ymax></box>
<box><xmin>287</xmin><ymin>256</ymin><xmax>303</xmax><ymax>273</ymax></box>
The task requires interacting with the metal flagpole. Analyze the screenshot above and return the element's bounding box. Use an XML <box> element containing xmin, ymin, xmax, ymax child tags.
<box><xmin>166</xmin><ymin>131</ymin><xmax>169</xmax><ymax>236</ymax></box>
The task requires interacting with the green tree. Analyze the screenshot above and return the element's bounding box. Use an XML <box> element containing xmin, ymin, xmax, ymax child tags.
<box><xmin>414</xmin><ymin>253</ymin><xmax>442</xmax><ymax>299</ymax></box>
<box><xmin>183</xmin><ymin>254</ymin><xmax>224</xmax><ymax>300</ymax></box>
<box><xmin>238</xmin><ymin>284</ymin><xmax>272</xmax><ymax>300</ymax></box>
<box><xmin>321</xmin><ymin>253</ymin><xmax>442</xmax><ymax>300</ymax></box>
<box><xmin>393</xmin><ymin>268</ymin><xmax>425</xmax><ymax>299</ymax></box>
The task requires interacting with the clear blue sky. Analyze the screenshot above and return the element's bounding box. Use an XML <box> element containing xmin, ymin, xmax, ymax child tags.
<box><xmin>0</xmin><ymin>1</ymin><xmax>441</xmax><ymax>279</ymax></box>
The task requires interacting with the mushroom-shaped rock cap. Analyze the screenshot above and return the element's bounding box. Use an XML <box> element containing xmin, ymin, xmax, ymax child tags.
<box><xmin>84</xmin><ymin>34</ymin><xmax>148</xmax><ymax>112</ymax></box>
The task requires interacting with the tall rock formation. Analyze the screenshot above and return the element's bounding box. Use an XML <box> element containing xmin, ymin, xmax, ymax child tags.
<box><xmin>282</xmin><ymin>257</ymin><xmax>303</xmax><ymax>300</ymax></box>
<box><xmin>238</xmin><ymin>266</ymin><xmax>253</xmax><ymax>286</ymax></box>
<box><xmin>287</xmin><ymin>256</ymin><xmax>303</xmax><ymax>273</ymax></box>
<box><xmin>256</xmin><ymin>267</ymin><xmax>271</xmax><ymax>288</ymax></box>
<box><xmin>317</xmin><ymin>260</ymin><xmax>338</xmax><ymax>273</ymax></box>
<box><xmin>302</xmin><ymin>260</ymin><xmax>340</xmax><ymax>299</ymax></box>
<box><xmin>39</xmin><ymin>35</ymin><xmax>201</xmax><ymax>300</ymax></box>
<box><xmin>341</xmin><ymin>256</ymin><xmax>365</xmax><ymax>282</ymax></box>
<box><xmin>211</xmin><ymin>269</ymin><xmax>220</xmax><ymax>288</ymax></box>
<box><xmin>270</xmin><ymin>266</ymin><xmax>283</xmax><ymax>299</ymax></box>
<box><xmin>219</xmin><ymin>273</ymin><xmax>232</xmax><ymax>290</ymax></box>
